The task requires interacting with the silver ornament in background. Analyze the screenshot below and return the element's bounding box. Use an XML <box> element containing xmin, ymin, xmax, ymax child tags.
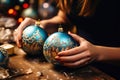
<box><xmin>21</xmin><ymin>0</ymin><xmax>38</xmax><ymax>19</ymax></box>
<box><xmin>21</xmin><ymin>7</ymin><xmax>38</xmax><ymax>19</ymax></box>
<box><xmin>38</xmin><ymin>2</ymin><xmax>57</xmax><ymax>19</ymax></box>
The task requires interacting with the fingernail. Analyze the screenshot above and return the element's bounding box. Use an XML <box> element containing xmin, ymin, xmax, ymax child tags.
<box><xmin>58</xmin><ymin>53</ymin><xmax>61</xmax><ymax>56</ymax></box>
<box><xmin>55</xmin><ymin>56</ymin><xmax>59</xmax><ymax>59</ymax></box>
<box><xmin>58</xmin><ymin>52</ymin><xmax>63</xmax><ymax>55</ymax></box>
<box><xmin>68</xmin><ymin>31</ymin><xmax>71</xmax><ymax>34</ymax></box>
<box><xmin>68</xmin><ymin>31</ymin><xmax>70</xmax><ymax>34</ymax></box>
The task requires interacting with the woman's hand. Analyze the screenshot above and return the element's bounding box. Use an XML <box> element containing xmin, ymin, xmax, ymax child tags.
<box><xmin>55</xmin><ymin>32</ymin><xmax>99</xmax><ymax>68</ymax></box>
<box><xmin>13</xmin><ymin>17</ymin><xmax>36</xmax><ymax>47</ymax></box>
<box><xmin>14</xmin><ymin>17</ymin><xmax>58</xmax><ymax>47</ymax></box>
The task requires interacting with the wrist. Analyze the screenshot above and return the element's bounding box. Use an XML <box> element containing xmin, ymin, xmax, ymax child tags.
<box><xmin>95</xmin><ymin>45</ymin><xmax>105</xmax><ymax>62</ymax></box>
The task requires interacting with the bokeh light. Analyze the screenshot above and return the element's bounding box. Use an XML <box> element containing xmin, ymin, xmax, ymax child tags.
<box><xmin>23</xmin><ymin>3</ymin><xmax>29</xmax><ymax>9</ymax></box>
<box><xmin>18</xmin><ymin>17</ymin><xmax>24</xmax><ymax>23</ymax></box>
<box><xmin>43</xmin><ymin>2</ymin><xmax>49</xmax><ymax>8</ymax></box>
<box><xmin>14</xmin><ymin>5</ymin><xmax>20</xmax><ymax>10</ymax></box>
<box><xmin>8</xmin><ymin>9</ymin><xmax>14</xmax><ymax>14</ymax></box>
<box><xmin>19</xmin><ymin>0</ymin><xmax>24</xmax><ymax>3</ymax></box>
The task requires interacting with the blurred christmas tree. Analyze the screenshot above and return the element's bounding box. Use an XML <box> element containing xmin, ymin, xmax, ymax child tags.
<box><xmin>0</xmin><ymin>0</ymin><xmax>38</xmax><ymax>23</ymax></box>
<box><xmin>0</xmin><ymin>0</ymin><xmax>58</xmax><ymax>24</ymax></box>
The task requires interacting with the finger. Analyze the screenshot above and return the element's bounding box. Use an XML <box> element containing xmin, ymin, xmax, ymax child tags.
<box><xmin>19</xmin><ymin>17</ymin><xmax>35</xmax><ymax>30</ymax></box>
<box><xmin>58</xmin><ymin>46</ymin><xmax>86</xmax><ymax>56</ymax></box>
<box><xmin>13</xmin><ymin>32</ymin><xmax>17</xmax><ymax>41</ymax></box>
<box><xmin>16</xmin><ymin>32</ymin><xmax>22</xmax><ymax>47</ymax></box>
<box><xmin>56</xmin><ymin>50</ymin><xmax>89</xmax><ymax>62</ymax></box>
<box><xmin>16</xmin><ymin>38</ymin><xmax>21</xmax><ymax>47</ymax></box>
<box><xmin>13</xmin><ymin>29</ymin><xmax>22</xmax><ymax>47</ymax></box>
<box><xmin>62</xmin><ymin>57</ymin><xmax>90</xmax><ymax>68</ymax></box>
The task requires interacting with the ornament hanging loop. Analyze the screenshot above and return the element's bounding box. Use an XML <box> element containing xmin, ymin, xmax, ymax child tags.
<box><xmin>58</xmin><ymin>24</ymin><xmax>63</xmax><ymax>32</ymax></box>
<box><xmin>35</xmin><ymin>19</ymin><xmax>41</xmax><ymax>25</ymax></box>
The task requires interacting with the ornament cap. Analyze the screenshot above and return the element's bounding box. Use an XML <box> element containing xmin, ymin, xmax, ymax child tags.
<box><xmin>35</xmin><ymin>19</ymin><xmax>40</xmax><ymax>25</ymax></box>
<box><xmin>58</xmin><ymin>25</ymin><xmax>63</xmax><ymax>32</ymax></box>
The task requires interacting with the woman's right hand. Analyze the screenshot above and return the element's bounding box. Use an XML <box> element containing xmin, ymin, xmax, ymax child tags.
<box><xmin>13</xmin><ymin>17</ymin><xmax>36</xmax><ymax>47</ymax></box>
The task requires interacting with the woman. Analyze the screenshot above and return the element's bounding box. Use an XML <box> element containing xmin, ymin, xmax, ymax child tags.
<box><xmin>14</xmin><ymin>0</ymin><xmax>120</xmax><ymax>68</ymax></box>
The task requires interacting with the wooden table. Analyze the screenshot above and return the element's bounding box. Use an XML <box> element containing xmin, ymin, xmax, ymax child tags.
<box><xmin>6</xmin><ymin>46</ymin><xmax>115</xmax><ymax>80</ymax></box>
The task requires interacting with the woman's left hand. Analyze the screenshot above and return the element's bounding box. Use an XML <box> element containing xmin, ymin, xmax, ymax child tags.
<box><xmin>55</xmin><ymin>32</ymin><xmax>99</xmax><ymax>68</ymax></box>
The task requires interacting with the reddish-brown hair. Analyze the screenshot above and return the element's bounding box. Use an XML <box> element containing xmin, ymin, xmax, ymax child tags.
<box><xmin>56</xmin><ymin>0</ymin><xmax>99</xmax><ymax>16</ymax></box>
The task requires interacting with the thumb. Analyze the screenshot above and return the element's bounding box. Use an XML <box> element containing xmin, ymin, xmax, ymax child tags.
<box><xmin>17</xmin><ymin>30</ymin><xmax>22</xmax><ymax>47</ymax></box>
<box><xmin>39</xmin><ymin>20</ymin><xmax>47</xmax><ymax>29</ymax></box>
<box><xmin>39</xmin><ymin>24</ymin><xmax>44</xmax><ymax>29</ymax></box>
<box><xmin>68</xmin><ymin>31</ymin><xmax>85</xmax><ymax>43</ymax></box>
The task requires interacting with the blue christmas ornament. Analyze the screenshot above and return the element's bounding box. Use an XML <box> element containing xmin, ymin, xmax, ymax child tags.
<box><xmin>22</xmin><ymin>21</ymin><xmax>48</xmax><ymax>55</ymax></box>
<box><xmin>0</xmin><ymin>47</ymin><xmax>9</xmax><ymax>67</ymax></box>
<box><xmin>43</xmin><ymin>27</ymin><xmax>78</xmax><ymax>65</ymax></box>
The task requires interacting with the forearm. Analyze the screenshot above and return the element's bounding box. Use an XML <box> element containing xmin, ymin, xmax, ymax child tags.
<box><xmin>42</xmin><ymin>10</ymin><xmax>69</xmax><ymax>25</ymax></box>
<box><xmin>96</xmin><ymin>46</ymin><xmax>120</xmax><ymax>61</ymax></box>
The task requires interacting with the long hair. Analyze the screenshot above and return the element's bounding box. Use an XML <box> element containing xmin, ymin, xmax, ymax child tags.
<box><xmin>56</xmin><ymin>0</ymin><xmax>99</xmax><ymax>16</ymax></box>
